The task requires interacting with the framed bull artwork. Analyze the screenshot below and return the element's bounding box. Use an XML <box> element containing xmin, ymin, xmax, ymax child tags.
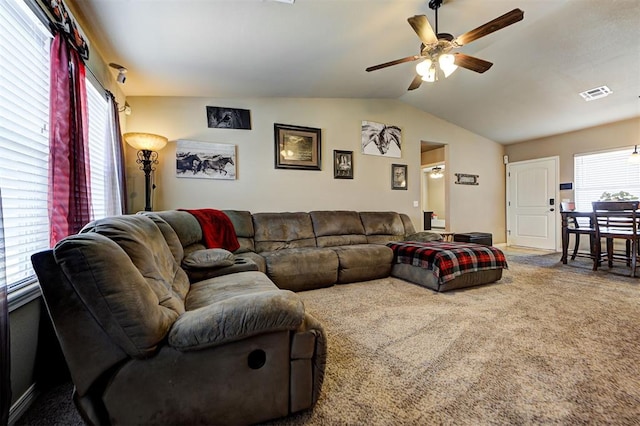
<box><xmin>361</xmin><ymin>121</ymin><xmax>401</xmax><ymax>158</ymax></box>
<box><xmin>391</xmin><ymin>164</ymin><xmax>407</xmax><ymax>190</ymax></box>
<box><xmin>206</xmin><ymin>106</ymin><xmax>251</xmax><ymax>130</ymax></box>
<box><xmin>176</xmin><ymin>140</ymin><xmax>236</xmax><ymax>180</ymax></box>
<box><xmin>274</xmin><ymin>123</ymin><xmax>321</xmax><ymax>171</ymax></box>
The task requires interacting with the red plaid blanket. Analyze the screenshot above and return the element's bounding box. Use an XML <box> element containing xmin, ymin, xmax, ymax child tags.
<box><xmin>387</xmin><ymin>241</ymin><xmax>508</xmax><ymax>285</ymax></box>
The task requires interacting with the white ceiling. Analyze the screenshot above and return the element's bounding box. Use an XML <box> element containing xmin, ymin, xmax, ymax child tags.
<box><xmin>71</xmin><ymin>0</ymin><xmax>640</xmax><ymax>144</ymax></box>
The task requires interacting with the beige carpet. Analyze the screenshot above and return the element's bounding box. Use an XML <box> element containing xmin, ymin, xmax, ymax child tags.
<box><xmin>270</xmin><ymin>253</ymin><xmax>640</xmax><ymax>425</ymax></box>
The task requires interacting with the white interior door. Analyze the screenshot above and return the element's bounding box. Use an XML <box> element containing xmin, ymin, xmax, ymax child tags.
<box><xmin>507</xmin><ymin>157</ymin><xmax>559</xmax><ymax>250</ymax></box>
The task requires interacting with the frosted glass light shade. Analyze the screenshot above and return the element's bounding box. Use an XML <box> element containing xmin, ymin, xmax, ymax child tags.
<box><xmin>415</xmin><ymin>59</ymin><xmax>432</xmax><ymax>77</ymax></box>
<box><xmin>124</xmin><ymin>132</ymin><xmax>168</xmax><ymax>151</ymax></box>
<box><xmin>421</xmin><ymin>66</ymin><xmax>436</xmax><ymax>82</ymax></box>
<box><xmin>439</xmin><ymin>54</ymin><xmax>458</xmax><ymax>78</ymax></box>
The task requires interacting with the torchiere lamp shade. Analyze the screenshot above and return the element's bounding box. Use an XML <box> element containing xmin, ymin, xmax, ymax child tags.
<box><xmin>123</xmin><ymin>132</ymin><xmax>168</xmax><ymax>152</ymax></box>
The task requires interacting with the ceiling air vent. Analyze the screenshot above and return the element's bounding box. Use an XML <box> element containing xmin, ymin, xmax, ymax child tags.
<box><xmin>579</xmin><ymin>85</ymin><xmax>612</xmax><ymax>101</ymax></box>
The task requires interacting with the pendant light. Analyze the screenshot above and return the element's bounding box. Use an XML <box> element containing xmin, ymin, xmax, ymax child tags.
<box><xmin>629</xmin><ymin>145</ymin><xmax>640</xmax><ymax>163</ymax></box>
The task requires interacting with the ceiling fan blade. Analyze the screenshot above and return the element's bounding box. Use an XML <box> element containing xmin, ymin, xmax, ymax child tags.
<box><xmin>407</xmin><ymin>15</ymin><xmax>438</xmax><ymax>46</ymax></box>
<box><xmin>454</xmin><ymin>8</ymin><xmax>524</xmax><ymax>46</ymax></box>
<box><xmin>453</xmin><ymin>53</ymin><xmax>493</xmax><ymax>73</ymax></box>
<box><xmin>366</xmin><ymin>55</ymin><xmax>421</xmax><ymax>72</ymax></box>
<box><xmin>408</xmin><ymin>74</ymin><xmax>422</xmax><ymax>91</ymax></box>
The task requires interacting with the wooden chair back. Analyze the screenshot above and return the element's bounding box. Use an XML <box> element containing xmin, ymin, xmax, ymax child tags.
<box><xmin>592</xmin><ymin>201</ymin><xmax>640</xmax><ymax>236</ymax></box>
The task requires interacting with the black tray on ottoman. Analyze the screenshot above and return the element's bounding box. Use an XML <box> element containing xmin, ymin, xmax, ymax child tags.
<box><xmin>453</xmin><ymin>232</ymin><xmax>492</xmax><ymax>246</ymax></box>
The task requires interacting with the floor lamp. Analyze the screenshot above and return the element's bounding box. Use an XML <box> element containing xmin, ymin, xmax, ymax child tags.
<box><xmin>123</xmin><ymin>132</ymin><xmax>168</xmax><ymax>211</ymax></box>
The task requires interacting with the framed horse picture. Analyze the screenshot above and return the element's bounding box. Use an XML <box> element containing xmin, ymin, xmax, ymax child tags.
<box><xmin>361</xmin><ymin>120</ymin><xmax>401</xmax><ymax>158</ymax></box>
<box><xmin>333</xmin><ymin>150</ymin><xmax>353</xmax><ymax>179</ymax></box>
<box><xmin>206</xmin><ymin>106</ymin><xmax>251</xmax><ymax>129</ymax></box>
<box><xmin>176</xmin><ymin>140</ymin><xmax>236</xmax><ymax>180</ymax></box>
<box><xmin>274</xmin><ymin>123</ymin><xmax>321</xmax><ymax>171</ymax></box>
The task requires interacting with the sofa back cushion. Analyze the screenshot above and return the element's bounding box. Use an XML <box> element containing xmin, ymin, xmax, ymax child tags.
<box><xmin>399</xmin><ymin>213</ymin><xmax>416</xmax><ymax>235</ymax></box>
<box><xmin>56</xmin><ymin>215</ymin><xmax>190</xmax><ymax>357</ymax></box>
<box><xmin>223</xmin><ymin>210</ymin><xmax>255</xmax><ymax>253</ymax></box>
<box><xmin>150</xmin><ymin>210</ymin><xmax>204</xmax><ymax>255</ymax></box>
<box><xmin>140</xmin><ymin>212</ymin><xmax>186</xmax><ymax>264</ymax></box>
<box><xmin>359</xmin><ymin>211</ymin><xmax>407</xmax><ymax>244</ymax></box>
<box><xmin>310</xmin><ymin>211</ymin><xmax>367</xmax><ymax>247</ymax></box>
<box><xmin>253</xmin><ymin>212</ymin><xmax>317</xmax><ymax>252</ymax></box>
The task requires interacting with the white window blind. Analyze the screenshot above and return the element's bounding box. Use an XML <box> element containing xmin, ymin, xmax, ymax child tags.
<box><xmin>574</xmin><ymin>147</ymin><xmax>640</xmax><ymax>212</ymax></box>
<box><xmin>86</xmin><ymin>82</ymin><xmax>109</xmax><ymax>220</ymax></box>
<box><xmin>0</xmin><ymin>0</ymin><xmax>52</xmax><ymax>291</ymax></box>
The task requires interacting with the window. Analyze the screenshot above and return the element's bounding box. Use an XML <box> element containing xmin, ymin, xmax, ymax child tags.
<box><xmin>574</xmin><ymin>147</ymin><xmax>640</xmax><ymax>212</ymax></box>
<box><xmin>0</xmin><ymin>0</ymin><xmax>52</xmax><ymax>292</ymax></box>
<box><xmin>1</xmin><ymin>0</ymin><xmax>117</xmax><ymax>294</ymax></box>
<box><xmin>86</xmin><ymin>81</ymin><xmax>110</xmax><ymax>220</ymax></box>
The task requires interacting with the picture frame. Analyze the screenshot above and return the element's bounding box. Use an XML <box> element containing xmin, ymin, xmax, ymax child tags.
<box><xmin>274</xmin><ymin>123</ymin><xmax>321</xmax><ymax>170</ymax></box>
<box><xmin>391</xmin><ymin>164</ymin><xmax>407</xmax><ymax>190</ymax></box>
<box><xmin>333</xmin><ymin>150</ymin><xmax>353</xmax><ymax>179</ymax></box>
<box><xmin>176</xmin><ymin>139</ymin><xmax>236</xmax><ymax>180</ymax></box>
<box><xmin>206</xmin><ymin>106</ymin><xmax>251</xmax><ymax>129</ymax></box>
<box><xmin>361</xmin><ymin>120</ymin><xmax>402</xmax><ymax>158</ymax></box>
<box><xmin>455</xmin><ymin>173</ymin><xmax>479</xmax><ymax>185</ymax></box>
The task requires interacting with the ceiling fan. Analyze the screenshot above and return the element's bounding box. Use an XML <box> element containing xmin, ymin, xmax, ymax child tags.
<box><xmin>366</xmin><ymin>0</ymin><xmax>524</xmax><ymax>91</ymax></box>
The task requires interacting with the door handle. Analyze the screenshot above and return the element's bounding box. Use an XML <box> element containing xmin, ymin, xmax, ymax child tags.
<box><xmin>550</xmin><ymin>208</ymin><xmax>555</xmax><ymax>212</ymax></box>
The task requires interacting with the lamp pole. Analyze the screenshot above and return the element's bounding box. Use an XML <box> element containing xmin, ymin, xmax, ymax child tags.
<box><xmin>136</xmin><ymin>149</ymin><xmax>158</xmax><ymax>211</ymax></box>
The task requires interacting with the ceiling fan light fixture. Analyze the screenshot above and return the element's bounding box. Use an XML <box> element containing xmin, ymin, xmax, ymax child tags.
<box><xmin>439</xmin><ymin>53</ymin><xmax>458</xmax><ymax>78</ymax></box>
<box><xmin>422</xmin><ymin>66</ymin><xmax>436</xmax><ymax>82</ymax></box>
<box><xmin>415</xmin><ymin>59</ymin><xmax>432</xmax><ymax>77</ymax></box>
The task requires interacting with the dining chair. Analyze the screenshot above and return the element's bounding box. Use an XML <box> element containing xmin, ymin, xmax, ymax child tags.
<box><xmin>592</xmin><ymin>201</ymin><xmax>640</xmax><ymax>276</ymax></box>
<box><xmin>560</xmin><ymin>204</ymin><xmax>597</xmax><ymax>261</ymax></box>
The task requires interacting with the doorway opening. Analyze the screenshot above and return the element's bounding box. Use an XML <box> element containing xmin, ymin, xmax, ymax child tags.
<box><xmin>421</xmin><ymin>141</ymin><xmax>447</xmax><ymax>231</ymax></box>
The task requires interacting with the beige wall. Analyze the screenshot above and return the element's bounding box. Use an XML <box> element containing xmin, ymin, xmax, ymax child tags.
<box><xmin>505</xmin><ymin>117</ymin><xmax>640</xmax><ymax>201</ymax></box>
<box><xmin>124</xmin><ymin>97</ymin><xmax>507</xmax><ymax>241</ymax></box>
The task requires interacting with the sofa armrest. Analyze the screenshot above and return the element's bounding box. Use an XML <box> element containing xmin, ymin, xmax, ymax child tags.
<box><xmin>184</xmin><ymin>257</ymin><xmax>259</xmax><ymax>283</ymax></box>
<box><xmin>168</xmin><ymin>290</ymin><xmax>305</xmax><ymax>351</ymax></box>
<box><xmin>404</xmin><ymin>231</ymin><xmax>443</xmax><ymax>242</ymax></box>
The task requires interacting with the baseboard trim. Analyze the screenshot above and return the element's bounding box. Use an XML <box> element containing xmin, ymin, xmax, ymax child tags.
<box><xmin>8</xmin><ymin>383</ymin><xmax>39</xmax><ymax>425</ymax></box>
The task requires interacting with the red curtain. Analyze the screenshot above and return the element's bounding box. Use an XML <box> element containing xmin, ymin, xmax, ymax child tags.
<box><xmin>48</xmin><ymin>34</ymin><xmax>92</xmax><ymax>246</ymax></box>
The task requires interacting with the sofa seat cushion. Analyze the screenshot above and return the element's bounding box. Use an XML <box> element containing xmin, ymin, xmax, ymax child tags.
<box><xmin>186</xmin><ymin>271</ymin><xmax>277</xmax><ymax>309</ymax></box>
<box><xmin>171</xmin><ymin>271</ymin><xmax>304</xmax><ymax>350</ymax></box>
<box><xmin>261</xmin><ymin>248</ymin><xmax>338</xmax><ymax>292</ymax></box>
<box><xmin>331</xmin><ymin>244</ymin><xmax>394</xmax><ymax>284</ymax></box>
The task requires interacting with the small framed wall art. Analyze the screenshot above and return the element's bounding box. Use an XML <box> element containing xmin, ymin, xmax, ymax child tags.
<box><xmin>274</xmin><ymin>123</ymin><xmax>321</xmax><ymax>170</ymax></box>
<box><xmin>333</xmin><ymin>150</ymin><xmax>353</xmax><ymax>179</ymax></box>
<box><xmin>391</xmin><ymin>164</ymin><xmax>407</xmax><ymax>190</ymax></box>
<box><xmin>455</xmin><ymin>173</ymin><xmax>479</xmax><ymax>185</ymax></box>
<box><xmin>206</xmin><ymin>106</ymin><xmax>251</xmax><ymax>129</ymax></box>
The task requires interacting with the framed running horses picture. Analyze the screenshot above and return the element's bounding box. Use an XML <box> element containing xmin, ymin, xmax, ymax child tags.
<box><xmin>176</xmin><ymin>140</ymin><xmax>236</xmax><ymax>180</ymax></box>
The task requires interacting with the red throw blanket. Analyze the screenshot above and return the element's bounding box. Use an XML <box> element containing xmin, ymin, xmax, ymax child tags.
<box><xmin>180</xmin><ymin>209</ymin><xmax>240</xmax><ymax>252</ymax></box>
<box><xmin>387</xmin><ymin>241</ymin><xmax>508</xmax><ymax>285</ymax></box>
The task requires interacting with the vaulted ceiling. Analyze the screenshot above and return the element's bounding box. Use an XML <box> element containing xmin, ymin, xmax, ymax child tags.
<box><xmin>71</xmin><ymin>0</ymin><xmax>640</xmax><ymax>144</ymax></box>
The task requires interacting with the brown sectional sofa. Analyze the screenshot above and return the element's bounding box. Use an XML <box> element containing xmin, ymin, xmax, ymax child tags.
<box><xmin>31</xmin><ymin>209</ymin><xmax>419</xmax><ymax>425</ymax></box>
<box><xmin>156</xmin><ymin>209</ymin><xmax>416</xmax><ymax>292</ymax></box>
